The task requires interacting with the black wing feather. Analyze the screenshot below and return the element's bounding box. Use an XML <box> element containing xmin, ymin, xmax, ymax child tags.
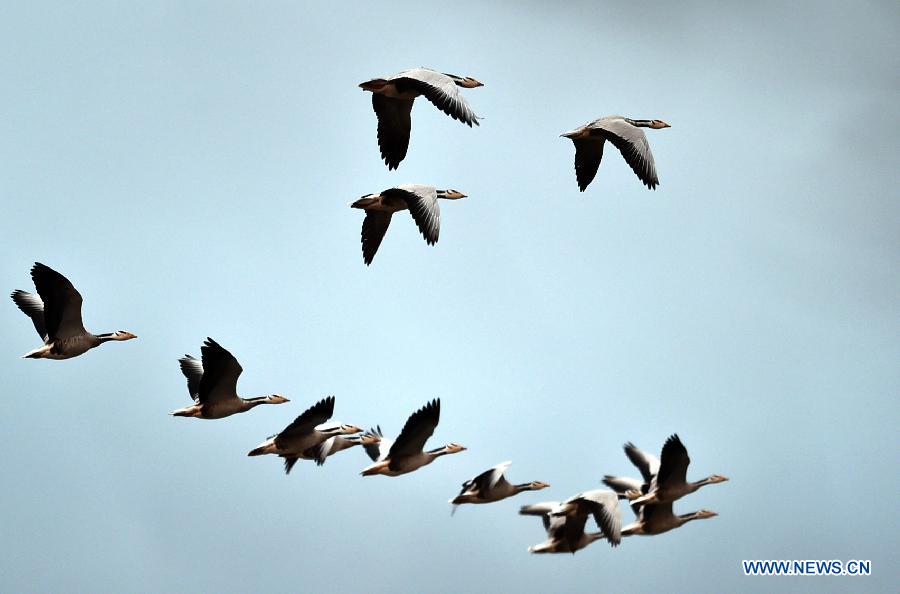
<box><xmin>388</xmin><ymin>399</ymin><xmax>440</xmax><ymax>462</ymax></box>
<box><xmin>572</xmin><ymin>138</ymin><xmax>605</xmax><ymax>192</ymax></box>
<box><xmin>372</xmin><ymin>94</ymin><xmax>414</xmax><ymax>170</ymax></box>
<box><xmin>656</xmin><ymin>434</ymin><xmax>690</xmax><ymax>488</ymax></box>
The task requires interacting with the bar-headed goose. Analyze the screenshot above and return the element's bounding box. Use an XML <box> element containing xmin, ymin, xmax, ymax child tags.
<box><xmin>624</xmin><ymin>434</ymin><xmax>728</xmax><ymax>509</ymax></box>
<box><xmin>248</xmin><ymin>396</ymin><xmax>362</xmax><ymax>473</ymax></box>
<box><xmin>361</xmin><ymin>399</ymin><xmax>465</xmax><ymax>477</ymax></box>
<box><xmin>351</xmin><ymin>185</ymin><xmax>466</xmax><ymax>265</ymax></box>
<box><xmin>561</xmin><ymin>116</ymin><xmax>670</xmax><ymax>192</ymax></box>
<box><xmin>622</xmin><ymin>501</ymin><xmax>718</xmax><ymax>537</ymax></box>
<box><xmin>360</xmin><ymin>67</ymin><xmax>482</xmax><ymax>169</ymax></box>
<box><xmin>519</xmin><ymin>501</ymin><xmax>606</xmax><ymax>554</ymax></box>
<box><xmin>450</xmin><ymin>462</ymin><xmax>549</xmax><ymax>512</ymax></box>
<box><xmin>170</xmin><ymin>337</ymin><xmax>289</xmax><ymax>419</ymax></box>
<box><xmin>551</xmin><ymin>489</ymin><xmax>622</xmax><ymax>547</ymax></box>
<box><xmin>281</xmin><ymin>433</ymin><xmax>381</xmax><ymax>475</ymax></box>
<box><xmin>11</xmin><ymin>262</ymin><xmax>136</xmax><ymax>359</ymax></box>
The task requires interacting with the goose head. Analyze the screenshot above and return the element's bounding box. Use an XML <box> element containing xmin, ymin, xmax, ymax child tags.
<box><xmin>649</xmin><ymin>119</ymin><xmax>671</xmax><ymax>129</ymax></box>
<box><xmin>266</xmin><ymin>395</ymin><xmax>290</xmax><ymax>404</ymax></box>
<box><xmin>444</xmin><ymin>73</ymin><xmax>483</xmax><ymax>88</ymax></box>
<box><xmin>359</xmin><ymin>432</ymin><xmax>381</xmax><ymax>446</ymax></box>
<box><xmin>443</xmin><ymin>442</ymin><xmax>467</xmax><ymax>454</ymax></box>
<box><xmin>438</xmin><ymin>189</ymin><xmax>467</xmax><ymax>200</ymax></box>
<box><xmin>528</xmin><ymin>481</ymin><xmax>551</xmax><ymax>491</ymax></box>
<box><xmin>694</xmin><ymin>509</ymin><xmax>718</xmax><ymax>520</ymax></box>
<box><xmin>706</xmin><ymin>474</ymin><xmax>729</xmax><ymax>484</ymax></box>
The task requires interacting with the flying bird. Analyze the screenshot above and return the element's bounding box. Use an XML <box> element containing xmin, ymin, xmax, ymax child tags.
<box><xmin>622</xmin><ymin>502</ymin><xmax>718</xmax><ymax>537</ymax></box>
<box><xmin>450</xmin><ymin>461</ymin><xmax>549</xmax><ymax>513</ymax></box>
<box><xmin>170</xmin><ymin>337</ymin><xmax>289</xmax><ymax>419</ymax></box>
<box><xmin>360</xmin><ymin>67</ymin><xmax>483</xmax><ymax>169</ymax></box>
<box><xmin>623</xmin><ymin>434</ymin><xmax>728</xmax><ymax>509</ymax></box>
<box><xmin>561</xmin><ymin>115</ymin><xmax>670</xmax><ymax>191</ymax></box>
<box><xmin>519</xmin><ymin>491</ymin><xmax>620</xmax><ymax>554</ymax></box>
<box><xmin>281</xmin><ymin>433</ymin><xmax>381</xmax><ymax>475</ymax></box>
<box><xmin>351</xmin><ymin>185</ymin><xmax>466</xmax><ymax>265</ymax></box>
<box><xmin>11</xmin><ymin>262</ymin><xmax>137</xmax><ymax>359</ymax></box>
<box><xmin>248</xmin><ymin>396</ymin><xmax>362</xmax><ymax>473</ymax></box>
<box><xmin>361</xmin><ymin>399</ymin><xmax>466</xmax><ymax>477</ymax></box>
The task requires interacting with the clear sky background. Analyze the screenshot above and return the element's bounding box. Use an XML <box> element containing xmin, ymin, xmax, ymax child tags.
<box><xmin>1</xmin><ymin>1</ymin><xmax>897</xmax><ymax>593</ymax></box>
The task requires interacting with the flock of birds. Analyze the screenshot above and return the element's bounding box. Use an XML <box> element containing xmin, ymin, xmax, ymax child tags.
<box><xmin>353</xmin><ymin>67</ymin><xmax>670</xmax><ymax>264</ymax></box>
<box><xmin>11</xmin><ymin>66</ymin><xmax>727</xmax><ymax>555</ymax></box>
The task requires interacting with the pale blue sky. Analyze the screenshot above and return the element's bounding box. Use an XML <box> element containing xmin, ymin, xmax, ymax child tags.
<box><xmin>1</xmin><ymin>1</ymin><xmax>897</xmax><ymax>593</ymax></box>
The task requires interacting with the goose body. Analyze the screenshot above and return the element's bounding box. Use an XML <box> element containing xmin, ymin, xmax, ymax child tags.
<box><xmin>561</xmin><ymin>115</ymin><xmax>670</xmax><ymax>191</ymax></box>
<box><xmin>248</xmin><ymin>396</ymin><xmax>362</xmax><ymax>473</ymax></box>
<box><xmin>361</xmin><ymin>399</ymin><xmax>465</xmax><ymax>477</ymax></box>
<box><xmin>280</xmin><ymin>433</ymin><xmax>379</xmax><ymax>475</ymax></box>
<box><xmin>170</xmin><ymin>338</ymin><xmax>289</xmax><ymax>419</ymax></box>
<box><xmin>11</xmin><ymin>262</ymin><xmax>136</xmax><ymax>359</ymax></box>
<box><xmin>360</xmin><ymin>68</ymin><xmax>482</xmax><ymax>169</ymax></box>
<box><xmin>519</xmin><ymin>500</ymin><xmax>612</xmax><ymax>554</ymax></box>
<box><xmin>351</xmin><ymin>185</ymin><xmax>466</xmax><ymax>265</ymax></box>
<box><xmin>622</xmin><ymin>501</ymin><xmax>717</xmax><ymax>536</ymax></box>
<box><xmin>450</xmin><ymin>461</ymin><xmax>549</xmax><ymax>510</ymax></box>
<box><xmin>625</xmin><ymin>434</ymin><xmax>728</xmax><ymax>508</ymax></box>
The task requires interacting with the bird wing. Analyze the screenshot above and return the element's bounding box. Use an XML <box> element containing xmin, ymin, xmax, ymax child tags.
<box><xmin>624</xmin><ymin>442</ymin><xmax>660</xmax><ymax>484</ymax></box>
<box><xmin>361</xmin><ymin>210</ymin><xmax>393</xmax><ymax>266</ymax></box>
<box><xmin>389</xmin><ymin>399</ymin><xmax>440</xmax><ymax>459</ymax></box>
<box><xmin>283</xmin><ymin>456</ymin><xmax>301</xmax><ymax>475</ymax></box>
<box><xmin>30</xmin><ymin>263</ymin><xmax>86</xmax><ymax>340</ymax></box>
<box><xmin>197</xmin><ymin>338</ymin><xmax>243</xmax><ymax>405</ymax></box>
<box><xmin>11</xmin><ymin>290</ymin><xmax>48</xmax><ymax>340</ymax></box>
<box><xmin>591</xmin><ymin>118</ymin><xmax>659</xmax><ymax>189</ymax></box>
<box><xmin>384</xmin><ymin>185</ymin><xmax>440</xmax><ymax>245</ymax></box>
<box><xmin>461</xmin><ymin>461</ymin><xmax>510</xmax><ymax>496</ymax></box>
<box><xmin>311</xmin><ymin>436</ymin><xmax>339</xmax><ymax>466</ymax></box>
<box><xmin>519</xmin><ymin>501</ymin><xmax>560</xmax><ymax>533</ymax></box>
<box><xmin>362</xmin><ymin>426</ymin><xmax>388</xmax><ymax>461</ymax></box>
<box><xmin>602</xmin><ymin>475</ymin><xmax>644</xmax><ymax>497</ymax></box>
<box><xmin>372</xmin><ymin>93</ymin><xmax>414</xmax><ymax>170</ymax></box>
<box><xmin>392</xmin><ymin>69</ymin><xmax>479</xmax><ymax>126</ymax></box>
<box><xmin>487</xmin><ymin>460</ymin><xmax>512</xmax><ymax>490</ymax></box>
<box><xmin>656</xmin><ymin>434</ymin><xmax>690</xmax><ymax>488</ymax></box>
<box><xmin>576</xmin><ymin>490</ymin><xmax>622</xmax><ymax>546</ymax></box>
<box><xmin>275</xmin><ymin>396</ymin><xmax>336</xmax><ymax>449</ymax></box>
<box><xmin>178</xmin><ymin>354</ymin><xmax>204</xmax><ymax>402</ymax></box>
<box><xmin>571</xmin><ymin>138</ymin><xmax>605</xmax><ymax>192</ymax></box>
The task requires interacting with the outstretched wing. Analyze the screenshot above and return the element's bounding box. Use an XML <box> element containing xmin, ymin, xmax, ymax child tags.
<box><xmin>389</xmin><ymin>399</ymin><xmax>440</xmax><ymax>459</ymax></box>
<box><xmin>11</xmin><ymin>290</ymin><xmax>47</xmax><ymax>340</ymax></box>
<box><xmin>571</xmin><ymin>138</ymin><xmax>605</xmax><ymax>192</ymax></box>
<box><xmin>656</xmin><ymin>434</ymin><xmax>690</xmax><ymax>488</ymax></box>
<box><xmin>30</xmin><ymin>263</ymin><xmax>85</xmax><ymax>340</ymax></box>
<box><xmin>363</xmin><ymin>426</ymin><xmax>390</xmax><ymax>462</ymax></box>
<box><xmin>372</xmin><ymin>94</ymin><xmax>414</xmax><ymax>170</ymax></box>
<box><xmin>275</xmin><ymin>396</ymin><xmax>336</xmax><ymax>448</ymax></box>
<box><xmin>574</xmin><ymin>490</ymin><xmax>622</xmax><ymax>546</ymax></box>
<box><xmin>361</xmin><ymin>211</ymin><xmax>393</xmax><ymax>266</ymax></box>
<box><xmin>384</xmin><ymin>185</ymin><xmax>440</xmax><ymax>245</ymax></box>
<box><xmin>624</xmin><ymin>442</ymin><xmax>660</xmax><ymax>484</ymax></box>
<box><xmin>197</xmin><ymin>338</ymin><xmax>243</xmax><ymax>405</ymax></box>
<box><xmin>392</xmin><ymin>69</ymin><xmax>479</xmax><ymax>127</ymax></box>
<box><xmin>178</xmin><ymin>354</ymin><xmax>204</xmax><ymax>402</ymax></box>
<box><xmin>592</xmin><ymin>118</ymin><xmax>659</xmax><ymax>189</ymax></box>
